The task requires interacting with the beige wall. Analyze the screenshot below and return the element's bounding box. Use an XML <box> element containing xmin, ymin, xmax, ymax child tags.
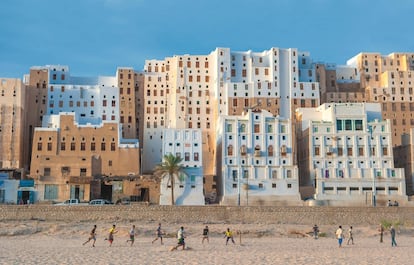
<box><xmin>23</xmin><ymin>69</ymin><xmax>49</xmax><ymax>173</ymax></box>
<box><xmin>0</xmin><ymin>78</ymin><xmax>25</xmax><ymax>170</ymax></box>
<box><xmin>354</xmin><ymin>53</ymin><xmax>414</xmax><ymax>146</ymax></box>
<box><xmin>117</xmin><ymin>68</ymin><xmax>144</xmax><ymax>141</ymax></box>
<box><xmin>29</xmin><ymin>114</ymin><xmax>140</xmax><ymax>201</ymax></box>
<box><xmin>1</xmin><ymin>205</ymin><xmax>414</xmax><ymax>226</ymax></box>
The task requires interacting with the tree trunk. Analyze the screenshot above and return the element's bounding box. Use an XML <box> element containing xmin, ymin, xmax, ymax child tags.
<box><xmin>170</xmin><ymin>174</ymin><xmax>175</xmax><ymax>205</ymax></box>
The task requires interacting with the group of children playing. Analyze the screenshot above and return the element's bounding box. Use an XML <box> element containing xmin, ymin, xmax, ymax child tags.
<box><xmin>82</xmin><ymin>223</ymin><xmax>236</xmax><ymax>249</ymax></box>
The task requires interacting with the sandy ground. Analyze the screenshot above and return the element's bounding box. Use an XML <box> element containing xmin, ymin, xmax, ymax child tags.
<box><xmin>0</xmin><ymin>221</ymin><xmax>413</xmax><ymax>265</ymax></box>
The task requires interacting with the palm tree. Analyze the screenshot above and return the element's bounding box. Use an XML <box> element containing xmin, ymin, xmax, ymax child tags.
<box><xmin>153</xmin><ymin>153</ymin><xmax>184</xmax><ymax>205</ymax></box>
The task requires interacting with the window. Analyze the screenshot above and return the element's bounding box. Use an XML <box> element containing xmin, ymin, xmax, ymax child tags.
<box><xmin>355</xmin><ymin>120</ymin><xmax>363</xmax><ymax>131</ymax></box>
<box><xmin>268</xmin><ymin>145</ymin><xmax>274</xmax><ymax>156</ymax></box>
<box><xmin>226</xmin><ymin>124</ymin><xmax>232</xmax><ymax>132</ymax></box>
<box><xmin>81</xmin><ymin>142</ymin><xmax>85</xmax><ymax>151</ymax></box>
<box><xmin>314</xmin><ymin>146</ymin><xmax>320</xmax><ymax>156</ymax></box>
<box><xmin>194</xmin><ymin>152</ymin><xmax>199</xmax><ymax>161</ymax></box>
<box><xmin>231</xmin><ymin>170</ymin><xmax>238</xmax><ymax>181</ymax></box>
<box><xmin>240</xmin><ymin>124</ymin><xmax>246</xmax><ymax>132</ymax></box>
<box><xmin>337</xmin><ymin>147</ymin><xmax>343</xmax><ymax>156</ymax></box>
<box><xmin>267</xmin><ymin>124</ymin><xmax>273</xmax><ymax>133</ymax></box>
<box><xmin>358</xmin><ymin>147</ymin><xmax>364</xmax><ymax>156</ymax></box>
<box><xmin>382</xmin><ymin>147</ymin><xmax>388</xmax><ymax>156</ymax></box>
<box><xmin>80</xmin><ymin>168</ymin><xmax>87</xmax><ymax>177</ymax></box>
<box><xmin>111</xmin><ymin>143</ymin><xmax>115</xmax><ymax>151</ymax></box>
<box><xmin>37</xmin><ymin>142</ymin><xmax>42</xmax><ymax>151</ymax></box>
<box><xmin>240</xmin><ymin>145</ymin><xmax>247</xmax><ymax>155</ymax></box>
<box><xmin>369</xmin><ymin>147</ymin><xmax>375</xmax><ymax>156</ymax></box>
<box><xmin>347</xmin><ymin>147</ymin><xmax>353</xmax><ymax>156</ymax></box>
<box><xmin>254</xmin><ymin>124</ymin><xmax>260</xmax><ymax>133</ymax></box>
<box><xmin>91</xmin><ymin>142</ymin><xmax>96</xmax><ymax>151</ymax></box>
<box><xmin>61</xmin><ymin>167</ymin><xmax>70</xmax><ymax>174</ymax></box>
<box><xmin>44</xmin><ymin>168</ymin><xmax>51</xmax><ymax>176</ymax></box>
<box><xmin>227</xmin><ymin>145</ymin><xmax>233</xmax><ymax>156</ymax></box>
<box><xmin>232</xmin><ymin>98</ymin><xmax>237</xmax><ymax>107</ymax></box>
<box><xmin>71</xmin><ymin>142</ymin><xmax>75</xmax><ymax>151</ymax></box>
<box><xmin>345</xmin><ymin>120</ymin><xmax>352</xmax><ymax>130</ymax></box>
<box><xmin>185</xmin><ymin>152</ymin><xmax>190</xmax><ymax>161</ymax></box>
<box><xmin>61</xmin><ymin>142</ymin><xmax>66</xmax><ymax>151</ymax></box>
<box><xmin>101</xmin><ymin>143</ymin><xmax>106</xmax><ymax>151</ymax></box>
<box><xmin>47</xmin><ymin>142</ymin><xmax>52</xmax><ymax>151</ymax></box>
<box><xmin>337</xmin><ymin>120</ymin><xmax>343</xmax><ymax>131</ymax></box>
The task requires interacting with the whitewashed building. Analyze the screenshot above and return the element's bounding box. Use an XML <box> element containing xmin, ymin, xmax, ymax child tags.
<box><xmin>296</xmin><ymin>103</ymin><xmax>407</xmax><ymax>205</ymax></box>
<box><xmin>159</xmin><ymin>128</ymin><xmax>205</xmax><ymax>205</ymax></box>
<box><xmin>142</xmin><ymin>48</ymin><xmax>321</xmax><ymax>201</ymax></box>
<box><xmin>219</xmin><ymin>109</ymin><xmax>301</xmax><ymax>206</ymax></box>
<box><xmin>44</xmin><ymin>65</ymin><xmax>119</xmax><ymax>125</ymax></box>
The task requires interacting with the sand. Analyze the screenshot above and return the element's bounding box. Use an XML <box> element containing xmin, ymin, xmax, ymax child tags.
<box><xmin>0</xmin><ymin>221</ymin><xmax>413</xmax><ymax>265</ymax></box>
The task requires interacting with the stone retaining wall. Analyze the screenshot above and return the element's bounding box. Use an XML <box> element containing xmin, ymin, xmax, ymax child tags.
<box><xmin>1</xmin><ymin>205</ymin><xmax>413</xmax><ymax>226</ymax></box>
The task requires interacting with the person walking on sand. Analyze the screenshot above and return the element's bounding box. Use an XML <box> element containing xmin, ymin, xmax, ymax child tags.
<box><xmin>312</xmin><ymin>224</ymin><xmax>319</xmax><ymax>239</ymax></box>
<box><xmin>202</xmin><ymin>225</ymin><xmax>209</xmax><ymax>244</ymax></box>
<box><xmin>347</xmin><ymin>226</ymin><xmax>354</xmax><ymax>245</ymax></box>
<box><xmin>170</xmin><ymin>226</ymin><xmax>186</xmax><ymax>251</ymax></box>
<box><xmin>126</xmin><ymin>225</ymin><xmax>137</xmax><ymax>246</ymax></box>
<box><xmin>105</xmin><ymin>224</ymin><xmax>118</xmax><ymax>247</ymax></box>
<box><xmin>224</xmin><ymin>228</ymin><xmax>235</xmax><ymax>245</ymax></box>
<box><xmin>152</xmin><ymin>223</ymin><xmax>164</xmax><ymax>245</ymax></box>
<box><xmin>335</xmin><ymin>225</ymin><xmax>344</xmax><ymax>248</ymax></box>
<box><xmin>83</xmin><ymin>225</ymin><xmax>97</xmax><ymax>247</ymax></box>
<box><xmin>379</xmin><ymin>224</ymin><xmax>384</xmax><ymax>243</ymax></box>
<box><xmin>390</xmin><ymin>225</ymin><xmax>397</xmax><ymax>247</ymax></box>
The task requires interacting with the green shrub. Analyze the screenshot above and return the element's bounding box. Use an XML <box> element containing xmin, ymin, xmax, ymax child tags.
<box><xmin>380</xmin><ymin>219</ymin><xmax>402</xmax><ymax>229</ymax></box>
<box><xmin>318</xmin><ymin>232</ymin><xmax>327</xmax><ymax>237</ymax></box>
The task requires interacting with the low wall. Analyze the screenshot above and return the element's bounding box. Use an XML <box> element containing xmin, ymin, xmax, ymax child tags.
<box><xmin>1</xmin><ymin>205</ymin><xmax>413</xmax><ymax>226</ymax></box>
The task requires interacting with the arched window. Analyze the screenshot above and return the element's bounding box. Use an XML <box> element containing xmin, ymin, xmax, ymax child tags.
<box><xmin>240</xmin><ymin>124</ymin><xmax>246</xmax><ymax>133</ymax></box>
<box><xmin>240</xmin><ymin>145</ymin><xmax>247</xmax><ymax>156</ymax></box>
<box><xmin>254</xmin><ymin>145</ymin><xmax>261</xmax><ymax>157</ymax></box>
<box><xmin>227</xmin><ymin>145</ymin><xmax>233</xmax><ymax>156</ymax></box>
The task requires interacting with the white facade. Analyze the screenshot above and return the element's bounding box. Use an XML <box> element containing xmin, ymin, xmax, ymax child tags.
<box><xmin>297</xmin><ymin>103</ymin><xmax>407</xmax><ymax>205</ymax></box>
<box><xmin>142</xmin><ymin>47</ymin><xmax>321</xmax><ymax>176</ymax></box>
<box><xmin>159</xmin><ymin>128</ymin><xmax>205</xmax><ymax>205</ymax></box>
<box><xmin>216</xmin><ymin>47</ymin><xmax>320</xmax><ymax>119</ymax></box>
<box><xmin>38</xmin><ymin>65</ymin><xmax>120</xmax><ymax>125</ymax></box>
<box><xmin>219</xmin><ymin>109</ymin><xmax>301</xmax><ymax>205</ymax></box>
<box><xmin>141</xmin><ymin>59</ymin><xmax>170</xmax><ymax>173</ymax></box>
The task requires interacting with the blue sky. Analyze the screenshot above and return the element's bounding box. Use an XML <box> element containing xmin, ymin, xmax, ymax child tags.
<box><xmin>0</xmin><ymin>0</ymin><xmax>413</xmax><ymax>78</ymax></box>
